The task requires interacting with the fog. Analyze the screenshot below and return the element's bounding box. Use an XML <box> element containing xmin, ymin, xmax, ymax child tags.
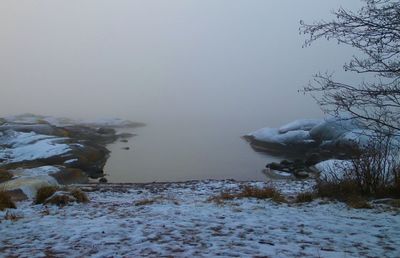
<box><xmin>0</xmin><ymin>1</ymin><xmax>364</xmax><ymax>182</ymax></box>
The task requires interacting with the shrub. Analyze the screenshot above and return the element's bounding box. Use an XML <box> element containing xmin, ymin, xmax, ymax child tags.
<box><xmin>34</xmin><ymin>186</ymin><xmax>59</xmax><ymax>204</ymax></box>
<box><xmin>316</xmin><ymin>134</ymin><xmax>400</xmax><ymax>206</ymax></box>
<box><xmin>0</xmin><ymin>191</ymin><xmax>16</xmax><ymax>211</ymax></box>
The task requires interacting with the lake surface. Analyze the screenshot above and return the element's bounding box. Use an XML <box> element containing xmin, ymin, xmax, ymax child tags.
<box><xmin>105</xmin><ymin>120</ymin><xmax>280</xmax><ymax>183</ymax></box>
<box><xmin>0</xmin><ymin>1</ymin><xmax>362</xmax><ymax>182</ymax></box>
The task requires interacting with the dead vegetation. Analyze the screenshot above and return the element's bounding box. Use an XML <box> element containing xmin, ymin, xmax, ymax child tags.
<box><xmin>0</xmin><ymin>191</ymin><xmax>16</xmax><ymax>211</ymax></box>
<box><xmin>295</xmin><ymin>192</ymin><xmax>315</xmax><ymax>203</ymax></box>
<box><xmin>135</xmin><ymin>198</ymin><xmax>158</xmax><ymax>206</ymax></box>
<box><xmin>0</xmin><ymin>169</ymin><xmax>13</xmax><ymax>183</ymax></box>
<box><xmin>34</xmin><ymin>186</ymin><xmax>89</xmax><ymax>207</ymax></box>
<box><xmin>35</xmin><ymin>186</ymin><xmax>59</xmax><ymax>205</ymax></box>
<box><xmin>209</xmin><ymin>185</ymin><xmax>286</xmax><ymax>204</ymax></box>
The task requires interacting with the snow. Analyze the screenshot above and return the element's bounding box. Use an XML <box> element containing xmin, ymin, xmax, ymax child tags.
<box><xmin>2</xmin><ymin>113</ymin><xmax>140</xmax><ymax>129</ymax></box>
<box><xmin>11</xmin><ymin>166</ymin><xmax>60</xmax><ymax>177</ymax></box>
<box><xmin>278</xmin><ymin>119</ymin><xmax>323</xmax><ymax>134</ymax></box>
<box><xmin>246</xmin><ymin>115</ymin><xmax>400</xmax><ymax>152</ymax></box>
<box><xmin>0</xmin><ymin>131</ymin><xmax>71</xmax><ymax>164</ymax></box>
<box><xmin>0</xmin><ymin>180</ymin><xmax>398</xmax><ymax>257</ymax></box>
<box><xmin>248</xmin><ymin>128</ymin><xmax>314</xmax><ymax>146</ymax></box>
<box><xmin>81</xmin><ymin>118</ymin><xmax>140</xmax><ymax>128</ymax></box>
<box><xmin>314</xmin><ymin>159</ymin><xmax>354</xmax><ymax>180</ymax></box>
<box><xmin>0</xmin><ymin>175</ymin><xmax>58</xmax><ymax>198</ymax></box>
<box><xmin>64</xmin><ymin>159</ymin><xmax>78</xmax><ymax>164</ymax></box>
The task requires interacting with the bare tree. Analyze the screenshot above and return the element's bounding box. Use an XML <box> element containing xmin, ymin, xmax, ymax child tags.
<box><xmin>300</xmin><ymin>0</ymin><xmax>400</xmax><ymax>134</ymax></box>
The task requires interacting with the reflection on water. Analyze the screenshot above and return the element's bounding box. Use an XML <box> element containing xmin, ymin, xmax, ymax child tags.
<box><xmin>105</xmin><ymin>120</ymin><xmax>281</xmax><ymax>183</ymax></box>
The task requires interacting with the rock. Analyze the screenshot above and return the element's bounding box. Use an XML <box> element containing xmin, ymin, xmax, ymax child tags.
<box><xmin>266</xmin><ymin>162</ymin><xmax>282</xmax><ymax>170</ymax></box>
<box><xmin>305</xmin><ymin>153</ymin><xmax>322</xmax><ymax>166</ymax></box>
<box><xmin>97</xmin><ymin>127</ymin><xmax>116</xmax><ymax>135</ymax></box>
<box><xmin>44</xmin><ymin>191</ymin><xmax>77</xmax><ymax>207</ymax></box>
<box><xmin>280</xmin><ymin>160</ymin><xmax>291</xmax><ymax>166</ymax></box>
<box><xmin>293</xmin><ymin>170</ymin><xmax>309</xmax><ymax>179</ymax></box>
<box><xmin>99</xmin><ymin>177</ymin><xmax>108</xmax><ymax>183</ymax></box>
<box><xmin>51</xmin><ymin>168</ymin><xmax>89</xmax><ymax>185</ymax></box>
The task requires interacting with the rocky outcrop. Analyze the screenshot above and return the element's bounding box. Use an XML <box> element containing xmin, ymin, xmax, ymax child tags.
<box><xmin>0</xmin><ymin>114</ymin><xmax>143</xmax><ymax>199</ymax></box>
<box><xmin>245</xmin><ymin>116</ymin><xmax>387</xmax><ymax>179</ymax></box>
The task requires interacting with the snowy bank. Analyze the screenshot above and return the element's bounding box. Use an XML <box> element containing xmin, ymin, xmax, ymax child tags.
<box><xmin>0</xmin><ymin>180</ymin><xmax>398</xmax><ymax>257</ymax></box>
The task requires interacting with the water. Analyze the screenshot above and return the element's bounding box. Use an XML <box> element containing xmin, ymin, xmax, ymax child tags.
<box><xmin>105</xmin><ymin>120</ymin><xmax>280</xmax><ymax>183</ymax></box>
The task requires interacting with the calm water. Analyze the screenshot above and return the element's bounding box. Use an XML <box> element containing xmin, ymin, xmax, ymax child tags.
<box><xmin>105</xmin><ymin>120</ymin><xmax>279</xmax><ymax>183</ymax></box>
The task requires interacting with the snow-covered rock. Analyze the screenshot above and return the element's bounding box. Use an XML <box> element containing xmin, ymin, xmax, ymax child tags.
<box><xmin>313</xmin><ymin>159</ymin><xmax>353</xmax><ymax>180</ymax></box>
<box><xmin>309</xmin><ymin>116</ymin><xmax>365</xmax><ymax>142</ymax></box>
<box><xmin>0</xmin><ymin>175</ymin><xmax>58</xmax><ymax>198</ymax></box>
<box><xmin>0</xmin><ymin>131</ymin><xmax>71</xmax><ymax>164</ymax></box>
<box><xmin>247</xmin><ymin>128</ymin><xmax>315</xmax><ymax>147</ymax></box>
<box><xmin>11</xmin><ymin>166</ymin><xmax>61</xmax><ymax>177</ymax></box>
<box><xmin>278</xmin><ymin>119</ymin><xmax>322</xmax><ymax>134</ymax></box>
<box><xmin>245</xmin><ymin>115</ymin><xmax>400</xmax><ymax>157</ymax></box>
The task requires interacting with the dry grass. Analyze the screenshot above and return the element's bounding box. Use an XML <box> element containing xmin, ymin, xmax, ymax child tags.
<box><xmin>295</xmin><ymin>192</ymin><xmax>315</xmax><ymax>203</ymax></box>
<box><xmin>35</xmin><ymin>186</ymin><xmax>59</xmax><ymax>204</ymax></box>
<box><xmin>45</xmin><ymin>192</ymin><xmax>76</xmax><ymax>207</ymax></box>
<box><xmin>70</xmin><ymin>188</ymin><xmax>89</xmax><ymax>203</ymax></box>
<box><xmin>346</xmin><ymin>196</ymin><xmax>372</xmax><ymax>209</ymax></box>
<box><xmin>0</xmin><ymin>191</ymin><xmax>16</xmax><ymax>211</ymax></box>
<box><xmin>135</xmin><ymin>198</ymin><xmax>158</xmax><ymax>206</ymax></box>
<box><xmin>0</xmin><ymin>169</ymin><xmax>13</xmax><ymax>183</ymax></box>
<box><xmin>35</xmin><ymin>186</ymin><xmax>89</xmax><ymax>206</ymax></box>
<box><xmin>315</xmin><ymin>180</ymin><xmax>374</xmax><ymax>209</ymax></box>
<box><xmin>210</xmin><ymin>185</ymin><xmax>286</xmax><ymax>204</ymax></box>
<box><xmin>390</xmin><ymin>199</ymin><xmax>400</xmax><ymax>208</ymax></box>
<box><xmin>315</xmin><ymin>179</ymin><xmax>359</xmax><ymax>201</ymax></box>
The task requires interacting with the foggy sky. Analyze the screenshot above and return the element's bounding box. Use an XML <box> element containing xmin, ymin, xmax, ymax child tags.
<box><xmin>0</xmin><ymin>0</ymin><xmax>363</xmax><ymax>126</ymax></box>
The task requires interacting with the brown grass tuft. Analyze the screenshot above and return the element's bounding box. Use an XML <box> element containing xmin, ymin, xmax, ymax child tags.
<box><xmin>295</xmin><ymin>192</ymin><xmax>315</xmax><ymax>203</ymax></box>
<box><xmin>0</xmin><ymin>191</ymin><xmax>16</xmax><ymax>211</ymax></box>
<box><xmin>70</xmin><ymin>188</ymin><xmax>89</xmax><ymax>203</ymax></box>
<box><xmin>0</xmin><ymin>169</ymin><xmax>13</xmax><ymax>183</ymax></box>
<box><xmin>346</xmin><ymin>196</ymin><xmax>372</xmax><ymax>209</ymax></box>
<box><xmin>35</xmin><ymin>186</ymin><xmax>59</xmax><ymax>204</ymax></box>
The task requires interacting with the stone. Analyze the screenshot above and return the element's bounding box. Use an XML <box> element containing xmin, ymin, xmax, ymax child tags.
<box><xmin>99</xmin><ymin>177</ymin><xmax>108</xmax><ymax>183</ymax></box>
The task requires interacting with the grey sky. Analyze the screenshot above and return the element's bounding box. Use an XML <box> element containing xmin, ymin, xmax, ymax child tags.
<box><xmin>0</xmin><ymin>0</ymin><xmax>363</xmax><ymax>126</ymax></box>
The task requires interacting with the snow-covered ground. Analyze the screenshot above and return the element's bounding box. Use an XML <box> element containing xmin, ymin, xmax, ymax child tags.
<box><xmin>1</xmin><ymin>180</ymin><xmax>399</xmax><ymax>258</ymax></box>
